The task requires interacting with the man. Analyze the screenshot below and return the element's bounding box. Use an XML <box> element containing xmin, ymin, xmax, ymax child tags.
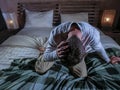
<box><xmin>36</xmin><ymin>22</ymin><xmax>120</xmax><ymax>77</ymax></box>
<box><xmin>44</xmin><ymin>22</ymin><xmax>109</xmax><ymax>62</ymax></box>
<box><xmin>35</xmin><ymin>34</ymin><xmax>87</xmax><ymax>77</ymax></box>
<box><xmin>62</xmin><ymin>35</ymin><xmax>87</xmax><ymax>77</ymax></box>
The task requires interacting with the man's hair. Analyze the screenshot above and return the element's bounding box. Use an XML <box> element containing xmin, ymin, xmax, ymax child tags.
<box><xmin>62</xmin><ymin>35</ymin><xmax>86</xmax><ymax>66</ymax></box>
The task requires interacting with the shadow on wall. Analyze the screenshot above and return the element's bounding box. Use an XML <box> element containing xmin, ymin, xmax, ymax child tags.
<box><xmin>0</xmin><ymin>9</ymin><xmax>7</xmax><ymax>30</ymax></box>
<box><xmin>116</xmin><ymin>16</ymin><xmax>120</xmax><ymax>30</ymax></box>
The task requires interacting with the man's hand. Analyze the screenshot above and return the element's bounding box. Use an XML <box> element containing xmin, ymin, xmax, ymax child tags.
<box><xmin>110</xmin><ymin>56</ymin><xmax>120</xmax><ymax>64</ymax></box>
<box><xmin>56</xmin><ymin>41</ymin><xmax>69</xmax><ymax>59</ymax></box>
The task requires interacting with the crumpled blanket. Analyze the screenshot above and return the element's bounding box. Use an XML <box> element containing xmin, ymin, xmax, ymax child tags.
<box><xmin>0</xmin><ymin>48</ymin><xmax>120</xmax><ymax>90</ymax></box>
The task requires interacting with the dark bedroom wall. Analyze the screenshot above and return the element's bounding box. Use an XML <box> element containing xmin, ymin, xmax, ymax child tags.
<box><xmin>101</xmin><ymin>0</ymin><xmax>120</xmax><ymax>10</ymax></box>
<box><xmin>0</xmin><ymin>8</ymin><xmax>7</xmax><ymax>30</ymax></box>
<box><xmin>101</xmin><ymin>0</ymin><xmax>120</xmax><ymax>29</ymax></box>
<box><xmin>0</xmin><ymin>0</ymin><xmax>120</xmax><ymax>29</ymax></box>
<box><xmin>0</xmin><ymin>0</ymin><xmax>120</xmax><ymax>13</ymax></box>
<box><xmin>0</xmin><ymin>0</ymin><xmax>17</xmax><ymax>13</ymax></box>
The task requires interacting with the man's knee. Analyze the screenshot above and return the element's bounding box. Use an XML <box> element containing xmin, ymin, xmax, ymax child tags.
<box><xmin>69</xmin><ymin>60</ymin><xmax>87</xmax><ymax>78</ymax></box>
<box><xmin>35</xmin><ymin>61</ymin><xmax>54</xmax><ymax>74</ymax></box>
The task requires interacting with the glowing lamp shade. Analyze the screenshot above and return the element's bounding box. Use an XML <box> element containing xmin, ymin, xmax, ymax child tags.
<box><xmin>2</xmin><ymin>12</ymin><xmax>19</xmax><ymax>29</ymax></box>
<box><xmin>101</xmin><ymin>10</ymin><xmax>116</xmax><ymax>27</ymax></box>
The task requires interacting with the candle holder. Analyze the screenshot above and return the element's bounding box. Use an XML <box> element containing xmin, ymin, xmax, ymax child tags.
<box><xmin>101</xmin><ymin>10</ymin><xmax>116</xmax><ymax>31</ymax></box>
<box><xmin>2</xmin><ymin>12</ymin><xmax>19</xmax><ymax>30</ymax></box>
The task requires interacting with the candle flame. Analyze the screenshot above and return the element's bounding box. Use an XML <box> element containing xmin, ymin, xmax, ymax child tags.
<box><xmin>105</xmin><ymin>17</ymin><xmax>110</xmax><ymax>22</ymax></box>
<box><xmin>9</xmin><ymin>20</ymin><xmax>13</xmax><ymax>24</ymax></box>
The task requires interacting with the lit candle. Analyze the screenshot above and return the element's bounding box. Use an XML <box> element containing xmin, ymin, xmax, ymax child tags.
<box><xmin>8</xmin><ymin>20</ymin><xmax>14</xmax><ymax>29</ymax></box>
<box><xmin>101</xmin><ymin>10</ymin><xmax>116</xmax><ymax>27</ymax></box>
<box><xmin>9</xmin><ymin>20</ymin><xmax>13</xmax><ymax>24</ymax></box>
<box><xmin>105</xmin><ymin>17</ymin><xmax>110</xmax><ymax>22</ymax></box>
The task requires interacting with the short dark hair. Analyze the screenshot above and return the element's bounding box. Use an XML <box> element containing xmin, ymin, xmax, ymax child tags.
<box><xmin>62</xmin><ymin>35</ymin><xmax>86</xmax><ymax>66</ymax></box>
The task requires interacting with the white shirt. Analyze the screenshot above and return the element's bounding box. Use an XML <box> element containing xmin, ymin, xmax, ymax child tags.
<box><xmin>43</xmin><ymin>22</ymin><xmax>110</xmax><ymax>62</ymax></box>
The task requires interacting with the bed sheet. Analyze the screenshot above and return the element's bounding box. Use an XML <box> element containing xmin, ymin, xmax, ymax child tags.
<box><xmin>0</xmin><ymin>35</ymin><xmax>48</xmax><ymax>70</ymax></box>
<box><xmin>0</xmin><ymin>27</ymin><xmax>120</xmax><ymax>89</ymax></box>
<box><xmin>0</xmin><ymin>46</ymin><xmax>40</xmax><ymax>70</ymax></box>
<box><xmin>1</xmin><ymin>28</ymin><xmax>120</xmax><ymax>70</ymax></box>
<box><xmin>17</xmin><ymin>27</ymin><xmax>53</xmax><ymax>38</ymax></box>
<box><xmin>100</xmin><ymin>34</ymin><xmax>120</xmax><ymax>50</ymax></box>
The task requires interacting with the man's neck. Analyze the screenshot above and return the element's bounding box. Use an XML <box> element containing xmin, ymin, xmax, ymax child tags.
<box><xmin>68</xmin><ymin>28</ymin><xmax>82</xmax><ymax>40</ymax></box>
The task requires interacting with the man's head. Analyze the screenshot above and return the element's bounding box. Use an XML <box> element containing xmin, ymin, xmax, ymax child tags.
<box><xmin>61</xmin><ymin>35</ymin><xmax>86</xmax><ymax>66</ymax></box>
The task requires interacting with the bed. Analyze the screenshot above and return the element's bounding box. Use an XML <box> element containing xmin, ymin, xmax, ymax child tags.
<box><xmin>0</xmin><ymin>1</ymin><xmax>120</xmax><ymax>90</ymax></box>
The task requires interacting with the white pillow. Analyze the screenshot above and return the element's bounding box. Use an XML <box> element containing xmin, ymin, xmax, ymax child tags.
<box><xmin>61</xmin><ymin>13</ymin><xmax>88</xmax><ymax>23</ymax></box>
<box><xmin>25</xmin><ymin>10</ymin><xmax>53</xmax><ymax>28</ymax></box>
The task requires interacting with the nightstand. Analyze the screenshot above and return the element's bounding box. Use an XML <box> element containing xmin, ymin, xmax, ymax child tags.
<box><xmin>0</xmin><ymin>29</ymin><xmax>20</xmax><ymax>44</ymax></box>
<box><xmin>102</xmin><ymin>30</ymin><xmax>120</xmax><ymax>45</ymax></box>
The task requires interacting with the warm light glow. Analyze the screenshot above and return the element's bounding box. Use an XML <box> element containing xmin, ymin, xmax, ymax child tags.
<box><xmin>105</xmin><ymin>17</ymin><xmax>110</xmax><ymax>22</ymax></box>
<box><xmin>101</xmin><ymin>10</ymin><xmax>116</xmax><ymax>27</ymax></box>
<box><xmin>9</xmin><ymin>20</ymin><xmax>13</xmax><ymax>24</ymax></box>
<box><xmin>2</xmin><ymin>12</ymin><xmax>19</xmax><ymax>29</ymax></box>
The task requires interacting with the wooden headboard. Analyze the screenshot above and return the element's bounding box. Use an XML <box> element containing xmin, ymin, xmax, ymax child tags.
<box><xmin>17</xmin><ymin>1</ymin><xmax>100</xmax><ymax>28</ymax></box>
<box><xmin>59</xmin><ymin>1</ymin><xmax>100</xmax><ymax>26</ymax></box>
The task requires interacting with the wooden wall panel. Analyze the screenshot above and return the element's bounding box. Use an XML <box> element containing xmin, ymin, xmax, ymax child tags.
<box><xmin>59</xmin><ymin>1</ymin><xmax>100</xmax><ymax>26</ymax></box>
<box><xmin>17</xmin><ymin>1</ymin><xmax>100</xmax><ymax>27</ymax></box>
<box><xmin>0</xmin><ymin>0</ymin><xmax>120</xmax><ymax>12</ymax></box>
<box><xmin>0</xmin><ymin>0</ymin><xmax>120</xmax><ymax>29</ymax></box>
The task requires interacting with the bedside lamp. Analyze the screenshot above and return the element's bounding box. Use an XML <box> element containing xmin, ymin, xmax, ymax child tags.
<box><xmin>2</xmin><ymin>12</ymin><xmax>19</xmax><ymax>30</ymax></box>
<box><xmin>101</xmin><ymin>10</ymin><xmax>116</xmax><ymax>30</ymax></box>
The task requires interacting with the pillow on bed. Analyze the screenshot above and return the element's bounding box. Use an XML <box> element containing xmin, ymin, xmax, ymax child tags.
<box><xmin>1</xmin><ymin>35</ymin><xmax>48</xmax><ymax>49</ymax></box>
<box><xmin>61</xmin><ymin>13</ymin><xmax>88</xmax><ymax>23</ymax></box>
<box><xmin>24</xmin><ymin>10</ymin><xmax>53</xmax><ymax>28</ymax></box>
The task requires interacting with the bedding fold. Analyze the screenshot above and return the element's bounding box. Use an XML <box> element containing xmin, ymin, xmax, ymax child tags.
<box><xmin>1</xmin><ymin>35</ymin><xmax>48</xmax><ymax>49</ymax></box>
<box><xmin>100</xmin><ymin>35</ymin><xmax>120</xmax><ymax>50</ymax></box>
<box><xmin>0</xmin><ymin>35</ymin><xmax>48</xmax><ymax>70</ymax></box>
<box><xmin>0</xmin><ymin>48</ymin><xmax>120</xmax><ymax>90</ymax></box>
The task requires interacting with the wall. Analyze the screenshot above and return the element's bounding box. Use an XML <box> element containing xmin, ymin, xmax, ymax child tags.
<box><xmin>0</xmin><ymin>0</ymin><xmax>120</xmax><ymax>29</ymax></box>
<box><xmin>0</xmin><ymin>0</ymin><xmax>17</xmax><ymax>12</ymax></box>
<box><xmin>0</xmin><ymin>0</ymin><xmax>120</xmax><ymax>13</ymax></box>
<box><xmin>0</xmin><ymin>8</ymin><xmax>7</xmax><ymax>30</ymax></box>
<box><xmin>100</xmin><ymin>0</ymin><xmax>120</xmax><ymax>10</ymax></box>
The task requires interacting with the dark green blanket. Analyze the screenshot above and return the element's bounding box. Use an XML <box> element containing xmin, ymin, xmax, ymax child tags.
<box><xmin>0</xmin><ymin>48</ymin><xmax>120</xmax><ymax>90</ymax></box>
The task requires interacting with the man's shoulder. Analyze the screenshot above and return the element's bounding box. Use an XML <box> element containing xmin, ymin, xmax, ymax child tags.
<box><xmin>78</xmin><ymin>21</ymin><xmax>91</xmax><ymax>26</ymax></box>
<box><xmin>53</xmin><ymin>22</ymin><xmax>71</xmax><ymax>32</ymax></box>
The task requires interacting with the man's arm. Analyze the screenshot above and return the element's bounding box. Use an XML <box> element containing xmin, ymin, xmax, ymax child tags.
<box><xmin>43</xmin><ymin>31</ymin><xmax>58</xmax><ymax>61</ymax></box>
<box><xmin>43</xmin><ymin>22</ymin><xmax>70</xmax><ymax>61</ymax></box>
<box><xmin>43</xmin><ymin>46</ymin><xmax>58</xmax><ymax>61</ymax></box>
<box><xmin>43</xmin><ymin>40</ymin><xmax>69</xmax><ymax>61</ymax></box>
<box><xmin>89</xmin><ymin>26</ymin><xmax>110</xmax><ymax>63</ymax></box>
<box><xmin>94</xmin><ymin>42</ymin><xmax>110</xmax><ymax>63</ymax></box>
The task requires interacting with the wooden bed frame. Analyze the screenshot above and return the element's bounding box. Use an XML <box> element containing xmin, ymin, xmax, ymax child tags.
<box><xmin>17</xmin><ymin>1</ymin><xmax>101</xmax><ymax>28</ymax></box>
